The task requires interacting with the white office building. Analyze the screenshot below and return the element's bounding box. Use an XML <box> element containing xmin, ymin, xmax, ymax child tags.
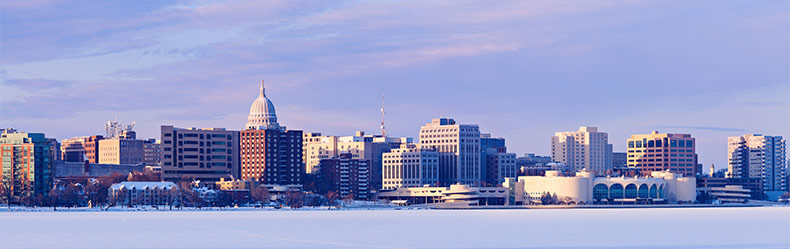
<box><xmin>418</xmin><ymin>118</ymin><xmax>481</xmax><ymax>186</ymax></box>
<box><xmin>727</xmin><ymin>134</ymin><xmax>787</xmax><ymax>192</ymax></box>
<box><xmin>382</xmin><ymin>144</ymin><xmax>439</xmax><ymax>190</ymax></box>
<box><xmin>551</xmin><ymin>126</ymin><xmax>613</xmax><ymax>174</ymax></box>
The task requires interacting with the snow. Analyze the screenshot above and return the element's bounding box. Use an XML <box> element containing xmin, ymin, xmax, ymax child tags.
<box><xmin>1</xmin><ymin>207</ymin><xmax>788</xmax><ymax>248</ymax></box>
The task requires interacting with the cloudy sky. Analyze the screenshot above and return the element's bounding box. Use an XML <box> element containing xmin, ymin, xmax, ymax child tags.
<box><xmin>1</xmin><ymin>0</ymin><xmax>788</xmax><ymax>171</ymax></box>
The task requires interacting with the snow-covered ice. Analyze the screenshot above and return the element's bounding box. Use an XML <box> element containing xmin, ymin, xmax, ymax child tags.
<box><xmin>1</xmin><ymin>207</ymin><xmax>788</xmax><ymax>248</ymax></box>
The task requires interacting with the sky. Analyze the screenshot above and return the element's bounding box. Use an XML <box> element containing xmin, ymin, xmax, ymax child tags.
<box><xmin>1</xmin><ymin>0</ymin><xmax>788</xmax><ymax>172</ymax></box>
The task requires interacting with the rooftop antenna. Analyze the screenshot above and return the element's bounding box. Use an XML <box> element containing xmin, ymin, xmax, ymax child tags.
<box><xmin>380</xmin><ymin>93</ymin><xmax>386</xmax><ymax>137</ymax></box>
<box><xmin>261</xmin><ymin>80</ymin><xmax>266</xmax><ymax>97</ymax></box>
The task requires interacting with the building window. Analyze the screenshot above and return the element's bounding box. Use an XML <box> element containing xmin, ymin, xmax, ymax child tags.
<box><xmin>593</xmin><ymin>184</ymin><xmax>609</xmax><ymax>200</ymax></box>
<box><xmin>610</xmin><ymin>184</ymin><xmax>624</xmax><ymax>199</ymax></box>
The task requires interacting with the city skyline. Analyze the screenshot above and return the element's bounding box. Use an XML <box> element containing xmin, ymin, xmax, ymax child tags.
<box><xmin>1</xmin><ymin>1</ymin><xmax>788</xmax><ymax>172</ymax></box>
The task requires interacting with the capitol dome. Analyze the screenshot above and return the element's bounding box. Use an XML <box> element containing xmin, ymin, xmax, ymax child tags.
<box><xmin>245</xmin><ymin>80</ymin><xmax>280</xmax><ymax>130</ymax></box>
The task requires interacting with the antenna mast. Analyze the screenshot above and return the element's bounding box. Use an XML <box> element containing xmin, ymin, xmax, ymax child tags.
<box><xmin>380</xmin><ymin>94</ymin><xmax>386</xmax><ymax>137</ymax></box>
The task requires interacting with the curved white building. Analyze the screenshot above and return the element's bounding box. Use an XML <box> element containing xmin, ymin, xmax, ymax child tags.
<box><xmin>515</xmin><ymin>170</ymin><xmax>696</xmax><ymax>205</ymax></box>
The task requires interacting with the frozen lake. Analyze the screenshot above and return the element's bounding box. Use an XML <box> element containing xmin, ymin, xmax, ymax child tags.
<box><xmin>1</xmin><ymin>207</ymin><xmax>789</xmax><ymax>249</ymax></box>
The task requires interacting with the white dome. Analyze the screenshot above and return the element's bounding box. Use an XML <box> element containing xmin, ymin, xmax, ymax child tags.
<box><xmin>245</xmin><ymin>81</ymin><xmax>280</xmax><ymax>130</ymax></box>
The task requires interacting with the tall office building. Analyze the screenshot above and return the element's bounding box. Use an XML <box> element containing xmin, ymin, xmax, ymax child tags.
<box><xmin>0</xmin><ymin>131</ymin><xmax>54</xmax><ymax>196</ymax></box>
<box><xmin>303</xmin><ymin>131</ymin><xmax>411</xmax><ymax>190</ymax></box>
<box><xmin>418</xmin><ymin>118</ymin><xmax>481</xmax><ymax>186</ymax></box>
<box><xmin>302</xmin><ymin>132</ymin><xmax>327</xmax><ymax>174</ymax></box>
<box><xmin>61</xmin><ymin>137</ymin><xmax>87</xmax><ymax>162</ymax></box>
<box><xmin>303</xmin><ymin>132</ymin><xmax>338</xmax><ymax>174</ymax></box>
<box><xmin>551</xmin><ymin>126</ymin><xmax>613</xmax><ymax>174</ymax></box>
<box><xmin>240</xmin><ymin>81</ymin><xmax>303</xmax><ymax>185</ymax></box>
<box><xmin>318</xmin><ymin>153</ymin><xmax>371</xmax><ymax>199</ymax></box>
<box><xmin>98</xmin><ymin>135</ymin><xmax>144</xmax><ymax>165</ymax></box>
<box><xmin>382</xmin><ymin>143</ymin><xmax>439</xmax><ymax>190</ymax></box>
<box><xmin>160</xmin><ymin>125</ymin><xmax>240</xmax><ymax>182</ymax></box>
<box><xmin>46</xmin><ymin>138</ymin><xmax>60</xmax><ymax>161</ymax></box>
<box><xmin>480</xmin><ymin>134</ymin><xmax>516</xmax><ymax>185</ymax></box>
<box><xmin>83</xmin><ymin>135</ymin><xmax>103</xmax><ymax>163</ymax></box>
<box><xmin>60</xmin><ymin>135</ymin><xmax>103</xmax><ymax>163</ymax></box>
<box><xmin>143</xmin><ymin>139</ymin><xmax>162</xmax><ymax>166</ymax></box>
<box><xmin>612</xmin><ymin>152</ymin><xmax>627</xmax><ymax>169</ymax></box>
<box><xmin>727</xmin><ymin>134</ymin><xmax>787</xmax><ymax>192</ymax></box>
<box><xmin>627</xmin><ymin>131</ymin><xmax>697</xmax><ymax>176</ymax></box>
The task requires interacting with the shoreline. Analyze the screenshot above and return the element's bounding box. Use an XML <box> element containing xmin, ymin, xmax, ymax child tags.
<box><xmin>1</xmin><ymin>203</ymin><xmax>786</xmax><ymax>212</ymax></box>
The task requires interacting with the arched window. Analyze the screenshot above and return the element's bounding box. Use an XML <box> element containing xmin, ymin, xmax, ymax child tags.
<box><xmin>649</xmin><ymin>184</ymin><xmax>657</xmax><ymax>198</ymax></box>
<box><xmin>625</xmin><ymin>184</ymin><xmax>638</xmax><ymax>198</ymax></box>
<box><xmin>610</xmin><ymin>184</ymin><xmax>624</xmax><ymax>199</ymax></box>
<box><xmin>638</xmin><ymin>184</ymin><xmax>649</xmax><ymax>199</ymax></box>
<box><xmin>659</xmin><ymin>185</ymin><xmax>665</xmax><ymax>199</ymax></box>
<box><xmin>593</xmin><ymin>184</ymin><xmax>609</xmax><ymax>200</ymax></box>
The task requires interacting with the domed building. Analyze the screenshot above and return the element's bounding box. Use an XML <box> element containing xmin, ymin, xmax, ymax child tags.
<box><xmin>240</xmin><ymin>81</ymin><xmax>303</xmax><ymax>185</ymax></box>
<box><xmin>245</xmin><ymin>81</ymin><xmax>280</xmax><ymax>130</ymax></box>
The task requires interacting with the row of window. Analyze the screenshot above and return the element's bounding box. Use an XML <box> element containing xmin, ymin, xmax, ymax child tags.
<box><xmin>628</xmin><ymin>139</ymin><xmax>693</xmax><ymax>149</ymax></box>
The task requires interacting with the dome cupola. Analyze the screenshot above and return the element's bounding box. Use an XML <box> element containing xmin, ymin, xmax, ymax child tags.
<box><xmin>245</xmin><ymin>80</ymin><xmax>279</xmax><ymax>130</ymax></box>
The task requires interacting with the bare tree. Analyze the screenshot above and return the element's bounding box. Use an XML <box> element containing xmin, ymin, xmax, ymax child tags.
<box><xmin>167</xmin><ymin>187</ymin><xmax>178</xmax><ymax>210</ymax></box>
<box><xmin>250</xmin><ymin>186</ymin><xmax>271</xmax><ymax>208</ymax></box>
<box><xmin>325</xmin><ymin>191</ymin><xmax>339</xmax><ymax>210</ymax></box>
<box><xmin>85</xmin><ymin>178</ymin><xmax>111</xmax><ymax>210</ymax></box>
<box><xmin>127</xmin><ymin>169</ymin><xmax>160</xmax><ymax>182</ymax></box>
<box><xmin>342</xmin><ymin>193</ymin><xmax>355</xmax><ymax>206</ymax></box>
<box><xmin>109</xmin><ymin>172</ymin><xmax>127</xmax><ymax>184</ymax></box>
<box><xmin>285</xmin><ymin>192</ymin><xmax>304</xmax><ymax>209</ymax></box>
<box><xmin>1</xmin><ymin>180</ymin><xmax>12</xmax><ymax>209</ymax></box>
<box><xmin>48</xmin><ymin>188</ymin><xmax>61</xmax><ymax>211</ymax></box>
<box><xmin>62</xmin><ymin>184</ymin><xmax>81</xmax><ymax>208</ymax></box>
<box><xmin>177</xmin><ymin>176</ymin><xmax>196</xmax><ymax>209</ymax></box>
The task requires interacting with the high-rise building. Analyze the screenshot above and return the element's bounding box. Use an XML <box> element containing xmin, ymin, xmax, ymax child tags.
<box><xmin>61</xmin><ymin>137</ymin><xmax>87</xmax><ymax>162</ymax></box>
<box><xmin>0</xmin><ymin>131</ymin><xmax>54</xmax><ymax>196</ymax></box>
<box><xmin>143</xmin><ymin>139</ymin><xmax>162</xmax><ymax>166</ymax></box>
<box><xmin>302</xmin><ymin>132</ymin><xmax>327</xmax><ymax>174</ymax></box>
<box><xmin>612</xmin><ymin>152</ymin><xmax>627</xmax><ymax>169</ymax></box>
<box><xmin>382</xmin><ymin>144</ymin><xmax>439</xmax><ymax>190</ymax></box>
<box><xmin>303</xmin><ymin>131</ymin><xmax>411</xmax><ymax>190</ymax></box>
<box><xmin>418</xmin><ymin>118</ymin><xmax>481</xmax><ymax>186</ymax></box>
<box><xmin>727</xmin><ymin>134</ymin><xmax>787</xmax><ymax>192</ymax></box>
<box><xmin>98</xmin><ymin>138</ymin><xmax>144</xmax><ymax>165</ymax></box>
<box><xmin>303</xmin><ymin>132</ymin><xmax>338</xmax><ymax>174</ymax></box>
<box><xmin>240</xmin><ymin>81</ymin><xmax>303</xmax><ymax>186</ymax></box>
<box><xmin>160</xmin><ymin>125</ymin><xmax>240</xmax><ymax>182</ymax></box>
<box><xmin>318</xmin><ymin>153</ymin><xmax>371</xmax><ymax>199</ymax></box>
<box><xmin>627</xmin><ymin>131</ymin><xmax>697</xmax><ymax>176</ymax></box>
<box><xmin>84</xmin><ymin>135</ymin><xmax>103</xmax><ymax>163</ymax></box>
<box><xmin>551</xmin><ymin>126</ymin><xmax>613</xmax><ymax>174</ymax></box>
<box><xmin>480</xmin><ymin>134</ymin><xmax>516</xmax><ymax>185</ymax></box>
<box><xmin>46</xmin><ymin>138</ymin><xmax>60</xmax><ymax>161</ymax></box>
<box><xmin>484</xmin><ymin>149</ymin><xmax>517</xmax><ymax>186</ymax></box>
<box><xmin>60</xmin><ymin>135</ymin><xmax>103</xmax><ymax>163</ymax></box>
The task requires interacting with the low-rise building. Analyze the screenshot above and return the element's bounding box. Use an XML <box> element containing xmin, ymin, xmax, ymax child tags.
<box><xmin>696</xmin><ymin>176</ymin><xmax>763</xmax><ymax>199</ymax></box>
<box><xmin>54</xmin><ymin>161</ymin><xmax>146</xmax><ymax>181</ymax></box>
<box><xmin>108</xmin><ymin>182</ymin><xmax>177</xmax><ymax>206</ymax></box>
<box><xmin>376</xmin><ymin>184</ymin><xmax>509</xmax><ymax>206</ymax></box>
<box><xmin>513</xmin><ymin>170</ymin><xmax>696</xmax><ymax>205</ymax></box>
<box><xmin>709</xmin><ymin>185</ymin><xmax>751</xmax><ymax>204</ymax></box>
